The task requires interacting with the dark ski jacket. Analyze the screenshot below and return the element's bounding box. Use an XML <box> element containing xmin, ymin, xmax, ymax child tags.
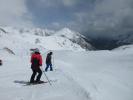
<box><xmin>46</xmin><ymin>53</ymin><xmax>52</xmax><ymax>64</ymax></box>
<box><xmin>0</xmin><ymin>59</ymin><xmax>2</xmax><ymax>66</ymax></box>
<box><xmin>31</xmin><ymin>52</ymin><xmax>42</xmax><ymax>69</ymax></box>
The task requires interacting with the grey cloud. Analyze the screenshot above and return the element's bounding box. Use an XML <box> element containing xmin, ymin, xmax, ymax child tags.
<box><xmin>39</xmin><ymin>0</ymin><xmax>85</xmax><ymax>7</ymax></box>
<box><xmin>76</xmin><ymin>0</ymin><xmax>133</xmax><ymax>37</ymax></box>
<box><xmin>37</xmin><ymin>0</ymin><xmax>133</xmax><ymax>37</ymax></box>
<box><xmin>0</xmin><ymin>0</ymin><xmax>34</xmax><ymax>27</ymax></box>
<box><xmin>2</xmin><ymin>0</ymin><xmax>132</xmax><ymax>38</ymax></box>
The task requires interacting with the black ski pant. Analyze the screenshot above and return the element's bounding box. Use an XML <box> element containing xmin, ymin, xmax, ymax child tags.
<box><xmin>45</xmin><ymin>63</ymin><xmax>53</xmax><ymax>72</ymax></box>
<box><xmin>30</xmin><ymin>67</ymin><xmax>42</xmax><ymax>82</ymax></box>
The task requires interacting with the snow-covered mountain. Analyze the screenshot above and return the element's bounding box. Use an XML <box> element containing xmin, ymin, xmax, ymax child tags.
<box><xmin>0</xmin><ymin>27</ymin><xmax>7</xmax><ymax>36</ymax></box>
<box><xmin>54</xmin><ymin>28</ymin><xmax>94</xmax><ymax>50</ymax></box>
<box><xmin>0</xmin><ymin>26</ymin><xmax>133</xmax><ymax>100</ymax></box>
<box><xmin>1</xmin><ymin>26</ymin><xmax>55</xmax><ymax>36</ymax></box>
<box><xmin>89</xmin><ymin>32</ymin><xmax>133</xmax><ymax>50</ymax></box>
<box><xmin>113</xmin><ymin>44</ymin><xmax>133</xmax><ymax>51</ymax></box>
<box><xmin>0</xmin><ymin>26</ymin><xmax>93</xmax><ymax>56</ymax></box>
<box><xmin>114</xmin><ymin>33</ymin><xmax>133</xmax><ymax>45</ymax></box>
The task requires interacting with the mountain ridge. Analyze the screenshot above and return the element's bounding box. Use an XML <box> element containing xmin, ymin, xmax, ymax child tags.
<box><xmin>0</xmin><ymin>26</ymin><xmax>94</xmax><ymax>55</ymax></box>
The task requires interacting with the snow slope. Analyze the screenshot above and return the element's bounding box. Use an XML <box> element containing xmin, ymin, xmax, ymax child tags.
<box><xmin>0</xmin><ymin>26</ymin><xmax>93</xmax><ymax>51</ymax></box>
<box><xmin>55</xmin><ymin>49</ymin><xmax>133</xmax><ymax>100</ymax></box>
<box><xmin>113</xmin><ymin>44</ymin><xmax>133</xmax><ymax>51</ymax></box>
<box><xmin>0</xmin><ymin>26</ymin><xmax>133</xmax><ymax>100</ymax></box>
<box><xmin>54</xmin><ymin>28</ymin><xmax>94</xmax><ymax>50</ymax></box>
<box><xmin>114</xmin><ymin>33</ymin><xmax>133</xmax><ymax>45</ymax></box>
<box><xmin>0</xmin><ymin>44</ymin><xmax>133</xmax><ymax>100</ymax></box>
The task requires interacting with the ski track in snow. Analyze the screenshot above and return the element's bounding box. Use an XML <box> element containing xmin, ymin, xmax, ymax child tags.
<box><xmin>0</xmin><ymin>49</ymin><xmax>133</xmax><ymax>100</ymax></box>
<box><xmin>0</xmin><ymin>56</ymin><xmax>91</xmax><ymax>100</ymax></box>
<box><xmin>1</xmin><ymin>26</ymin><xmax>133</xmax><ymax>100</ymax></box>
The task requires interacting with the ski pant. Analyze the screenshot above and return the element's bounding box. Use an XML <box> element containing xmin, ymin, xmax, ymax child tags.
<box><xmin>30</xmin><ymin>67</ymin><xmax>42</xmax><ymax>82</ymax></box>
<box><xmin>45</xmin><ymin>63</ymin><xmax>53</xmax><ymax>72</ymax></box>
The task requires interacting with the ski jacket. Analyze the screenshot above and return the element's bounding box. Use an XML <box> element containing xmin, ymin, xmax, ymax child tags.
<box><xmin>46</xmin><ymin>53</ymin><xmax>52</xmax><ymax>64</ymax></box>
<box><xmin>31</xmin><ymin>52</ymin><xmax>42</xmax><ymax>68</ymax></box>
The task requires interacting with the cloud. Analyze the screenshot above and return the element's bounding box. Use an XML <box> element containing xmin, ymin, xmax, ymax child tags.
<box><xmin>73</xmin><ymin>0</ymin><xmax>133</xmax><ymax>36</ymax></box>
<box><xmin>26</xmin><ymin>0</ymin><xmax>92</xmax><ymax>28</ymax></box>
<box><xmin>61</xmin><ymin>0</ymin><xmax>80</xmax><ymax>7</ymax></box>
<box><xmin>0</xmin><ymin>0</ymin><xmax>34</xmax><ymax>27</ymax></box>
<box><xmin>1</xmin><ymin>0</ymin><xmax>133</xmax><ymax>37</ymax></box>
<box><xmin>38</xmin><ymin>0</ymin><xmax>81</xmax><ymax>7</ymax></box>
<box><xmin>51</xmin><ymin>22</ymin><xmax>61</xmax><ymax>29</ymax></box>
<box><xmin>89</xmin><ymin>0</ymin><xmax>132</xmax><ymax>28</ymax></box>
<box><xmin>25</xmin><ymin>0</ymin><xmax>133</xmax><ymax>37</ymax></box>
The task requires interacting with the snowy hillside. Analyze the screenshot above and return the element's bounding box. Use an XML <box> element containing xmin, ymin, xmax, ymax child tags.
<box><xmin>55</xmin><ymin>28</ymin><xmax>94</xmax><ymax>50</ymax></box>
<box><xmin>0</xmin><ymin>44</ymin><xmax>133</xmax><ymax>100</ymax></box>
<box><xmin>114</xmin><ymin>33</ymin><xmax>133</xmax><ymax>45</ymax></box>
<box><xmin>0</xmin><ymin>27</ymin><xmax>7</xmax><ymax>36</ymax></box>
<box><xmin>0</xmin><ymin>26</ymin><xmax>133</xmax><ymax>100</ymax></box>
<box><xmin>1</xmin><ymin>26</ymin><xmax>55</xmax><ymax>36</ymax></box>
<box><xmin>113</xmin><ymin>44</ymin><xmax>133</xmax><ymax>51</ymax></box>
<box><xmin>0</xmin><ymin>26</ymin><xmax>93</xmax><ymax>52</ymax></box>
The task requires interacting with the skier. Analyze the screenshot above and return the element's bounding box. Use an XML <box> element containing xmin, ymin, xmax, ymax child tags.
<box><xmin>45</xmin><ymin>52</ymin><xmax>53</xmax><ymax>72</ymax></box>
<box><xmin>30</xmin><ymin>49</ymin><xmax>43</xmax><ymax>83</ymax></box>
<box><xmin>0</xmin><ymin>59</ymin><xmax>2</xmax><ymax>66</ymax></box>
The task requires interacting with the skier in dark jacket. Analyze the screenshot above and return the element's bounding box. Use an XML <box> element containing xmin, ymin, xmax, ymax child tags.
<box><xmin>45</xmin><ymin>52</ymin><xmax>53</xmax><ymax>72</ymax></box>
<box><xmin>0</xmin><ymin>59</ymin><xmax>2</xmax><ymax>66</ymax></box>
<box><xmin>30</xmin><ymin>49</ymin><xmax>43</xmax><ymax>83</ymax></box>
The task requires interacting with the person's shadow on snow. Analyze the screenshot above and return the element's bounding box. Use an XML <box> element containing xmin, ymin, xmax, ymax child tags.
<box><xmin>14</xmin><ymin>80</ymin><xmax>29</xmax><ymax>85</ymax></box>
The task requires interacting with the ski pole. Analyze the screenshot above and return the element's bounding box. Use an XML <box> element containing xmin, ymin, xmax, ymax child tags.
<box><xmin>53</xmin><ymin>53</ymin><xmax>55</xmax><ymax>70</ymax></box>
<box><xmin>43</xmin><ymin>71</ymin><xmax>52</xmax><ymax>86</ymax></box>
<box><xmin>52</xmin><ymin>52</ymin><xmax>57</xmax><ymax>71</ymax></box>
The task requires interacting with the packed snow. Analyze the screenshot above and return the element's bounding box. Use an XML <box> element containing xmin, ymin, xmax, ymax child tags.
<box><xmin>0</xmin><ymin>46</ymin><xmax>133</xmax><ymax>100</ymax></box>
<box><xmin>0</xmin><ymin>26</ymin><xmax>93</xmax><ymax>51</ymax></box>
<box><xmin>0</xmin><ymin>26</ymin><xmax>133</xmax><ymax>100</ymax></box>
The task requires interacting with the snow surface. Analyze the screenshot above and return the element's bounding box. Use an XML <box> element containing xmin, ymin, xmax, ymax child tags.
<box><xmin>0</xmin><ymin>26</ymin><xmax>133</xmax><ymax>100</ymax></box>
<box><xmin>0</xmin><ymin>44</ymin><xmax>133</xmax><ymax>100</ymax></box>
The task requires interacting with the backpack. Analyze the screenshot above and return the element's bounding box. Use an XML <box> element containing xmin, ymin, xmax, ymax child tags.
<box><xmin>31</xmin><ymin>57</ymin><xmax>40</xmax><ymax>68</ymax></box>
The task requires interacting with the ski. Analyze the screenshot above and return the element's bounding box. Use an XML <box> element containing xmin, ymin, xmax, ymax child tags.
<box><xmin>24</xmin><ymin>80</ymin><xmax>57</xmax><ymax>86</ymax></box>
<box><xmin>25</xmin><ymin>81</ymin><xmax>47</xmax><ymax>86</ymax></box>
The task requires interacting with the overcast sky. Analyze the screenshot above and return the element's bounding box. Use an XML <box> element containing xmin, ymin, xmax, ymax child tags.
<box><xmin>0</xmin><ymin>0</ymin><xmax>133</xmax><ymax>37</ymax></box>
